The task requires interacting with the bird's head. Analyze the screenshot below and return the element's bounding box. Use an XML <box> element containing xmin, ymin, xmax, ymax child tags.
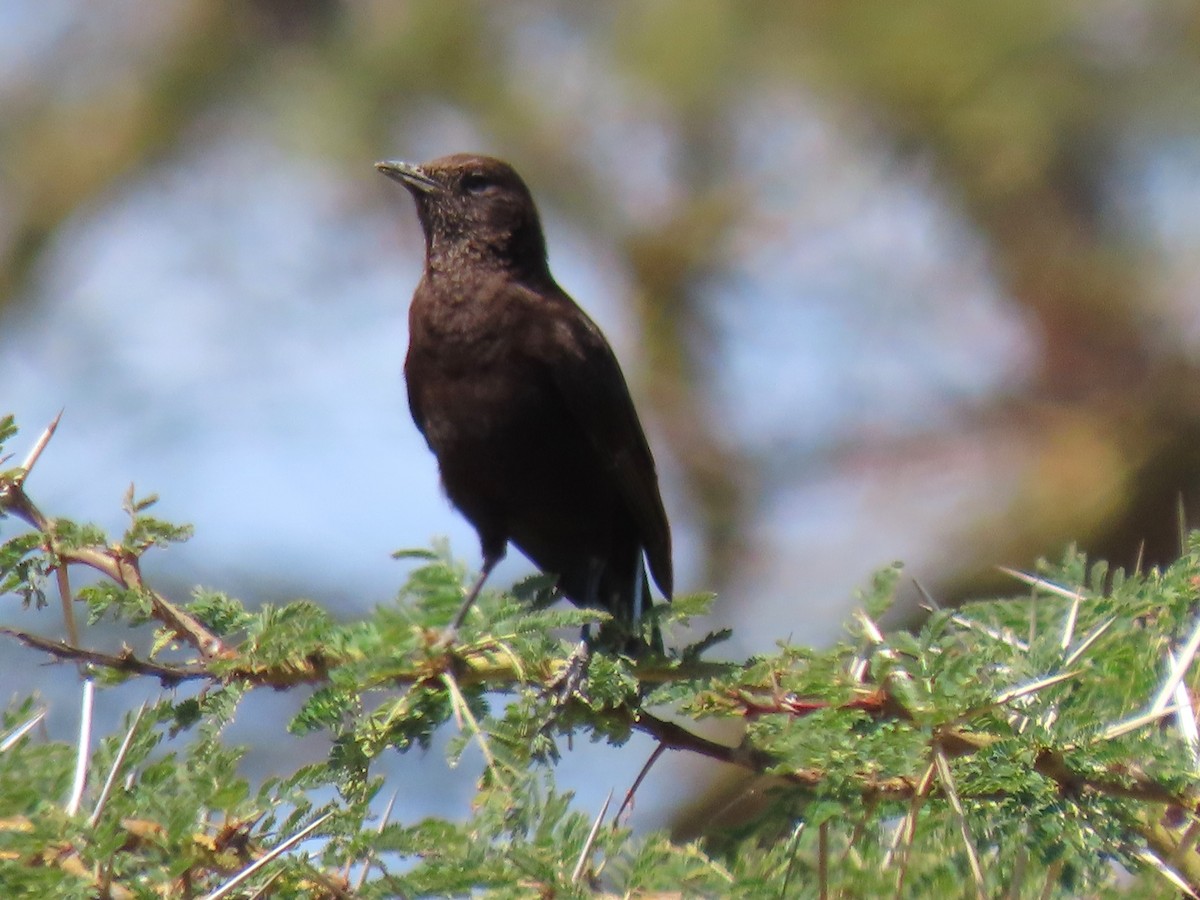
<box><xmin>376</xmin><ymin>153</ymin><xmax>549</xmax><ymax>277</ymax></box>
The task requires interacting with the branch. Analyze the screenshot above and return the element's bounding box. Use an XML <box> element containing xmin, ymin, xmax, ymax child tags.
<box><xmin>0</xmin><ymin>417</ymin><xmax>221</xmax><ymax>655</ymax></box>
<box><xmin>631</xmin><ymin>709</ymin><xmax>1200</xmax><ymax>816</ymax></box>
<box><xmin>0</xmin><ymin>628</ymin><xmax>207</xmax><ymax>686</ymax></box>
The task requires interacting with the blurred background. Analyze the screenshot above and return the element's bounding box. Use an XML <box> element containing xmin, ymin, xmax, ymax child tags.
<box><xmin>3</xmin><ymin>0</ymin><xmax>1200</xmax><ymax>834</ymax></box>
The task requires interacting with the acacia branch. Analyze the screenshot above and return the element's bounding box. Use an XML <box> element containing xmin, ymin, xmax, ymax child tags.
<box><xmin>3</xmin><ymin>606</ymin><xmax>1198</xmax><ymax>874</ymax></box>
<box><xmin>0</xmin><ymin>418</ymin><xmax>221</xmax><ymax>655</ymax></box>
<box><xmin>0</xmin><ymin>628</ymin><xmax>206</xmax><ymax>686</ymax></box>
<box><xmin>631</xmin><ymin>709</ymin><xmax>1199</xmax><ymax>817</ymax></box>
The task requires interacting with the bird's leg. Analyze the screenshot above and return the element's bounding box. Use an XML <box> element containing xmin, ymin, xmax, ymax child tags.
<box><xmin>546</xmin><ymin>558</ymin><xmax>603</xmax><ymax>701</ymax></box>
<box><xmin>446</xmin><ymin>551</ymin><xmax>502</xmax><ymax>635</ymax></box>
<box><xmin>582</xmin><ymin>556</ymin><xmax>604</xmax><ymax>609</ymax></box>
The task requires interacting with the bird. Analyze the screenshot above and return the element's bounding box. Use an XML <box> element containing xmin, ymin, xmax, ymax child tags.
<box><xmin>376</xmin><ymin>153</ymin><xmax>672</xmax><ymax>653</ymax></box>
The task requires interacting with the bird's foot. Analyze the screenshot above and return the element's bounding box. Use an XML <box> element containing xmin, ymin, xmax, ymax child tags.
<box><xmin>546</xmin><ymin>638</ymin><xmax>592</xmax><ymax>704</ymax></box>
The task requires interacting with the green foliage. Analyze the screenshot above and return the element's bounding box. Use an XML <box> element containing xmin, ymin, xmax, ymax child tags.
<box><xmin>4</xmin><ymin>422</ymin><xmax>1200</xmax><ymax>895</ymax></box>
<box><xmin>0</xmin><ymin>531</ymin><xmax>46</xmax><ymax>608</ymax></box>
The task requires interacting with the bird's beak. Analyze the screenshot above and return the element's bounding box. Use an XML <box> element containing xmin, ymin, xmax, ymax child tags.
<box><xmin>375</xmin><ymin>160</ymin><xmax>442</xmax><ymax>194</ymax></box>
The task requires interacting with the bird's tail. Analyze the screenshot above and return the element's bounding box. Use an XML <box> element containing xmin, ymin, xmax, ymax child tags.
<box><xmin>595</xmin><ymin>555</ymin><xmax>664</xmax><ymax>657</ymax></box>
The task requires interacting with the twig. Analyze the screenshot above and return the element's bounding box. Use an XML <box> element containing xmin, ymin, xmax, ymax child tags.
<box><xmin>53</xmin><ymin>567</ymin><xmax>86</xmax><ymax>679</ymax></box>
<box><xmin>0</xmin><ymin>421</ymin><xmax>221</xmax><ymax>655</ymax></box>
<box><xmin>242</xmin><ymin>869</ymin><xmax>286</xmax><ymax>900</ymax></box>
<box><xmin>0</xmin><ymin>628</ymin><xmax>206</xmax><ymax>685</ymax></box>
<box><xmin>633</xmin><ymin>709</ymin><xmax>1197</xmax><ymax>810</ymax></box>
<box><xmin>10</xmin><ymin>610</ymin><xmax>1200</xmax><ymax>830</ymax></box>
<box><xmin>634</xmin><ymin>710</ymin><xmax>782</xmax><ymax>775</ymax></box>
<box><xmin>933</xmin><ymin>744</ymin><xmax>985</xmax><ymax>899</ymax></box>
<box><xmin>0</xmin><ymin>418</ymin><xmax>219</xmax><ymax>654</ymax></box>
<box><xmin>614</xmin><ymin>744</ymin><xmax>665</xmax><ymax>828</ymax></box>
<box><xmin>1174</xmin><ymin>818</ymin><xmax>1200</xmax><ymax>868</ymax></box>
<box><xmin>778</xmin><ymin>820</ymin><xmax>805</xmax><ymax>899</ymax></box>
<box><xmin>441</xmin><ymin>672</ymin><xmax>507</xmax><ymax>788</ymax></box>
<box><xmin>1038</xmin><ymin>859</ymin><xmax>1064</xmax><ymax>900</ymax></box>
<box><xmin>1006</xmin><ymin>826</ymin><xmax>1030</xmax><ymax>900</ymax></box>
<box><xmin>817</xmin><ymin>820</ymin><xmax>828</xmax><ymax>900</ymax></box>
<box><xmin>886</xmin><ymin>760</ymin><xmax>936</xmax><ymax>897</ymax></box>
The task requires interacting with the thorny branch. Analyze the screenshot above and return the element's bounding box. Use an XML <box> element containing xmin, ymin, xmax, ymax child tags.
<box><xmin>4</xmin><ymin>415</ymin><xmax>1200</xmax><ymax>893</ymax></box>
<box><xmin>0</xmin><ymin>628</ymin><xmax>207</xmax><ymax>686</ymax></box>
<box><xmin>0</xmin><ymin>415</ymin><xmax>221</xmax><ymax>655</ymax></box>
<box><xmin>8</xmin><ymin>604</ymin><xmax>1198</xmax><ymax>833</ymax></box>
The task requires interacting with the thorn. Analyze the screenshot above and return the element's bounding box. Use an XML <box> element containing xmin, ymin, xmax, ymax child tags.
<box><xmin>991</xmin><ymin>670</ymin><xmax>1079</xmax><ymax>708</ymax></box>
<box><xmin>854</xmin><ymin>609</ymin><xmax>886</xmax><ymax>645</ymax></box>
<box><xmin>949</xmin><ymin>614</ymin><xmax>1029</xmax><ymax>652</ymax></box>
<box><xmin>933</xmin><ymin>745</ymin><xmax>985</xmax><ymax>900</ymax></box>
<box><xmin>884</xmin><ymin>760</ymin><xmax>935</xmax><ymax>873</ymax></box>
<box><xmin>353</xmin><ymin>789</ymin><xmax>400</xmax><ymax>891</ymax></box>
<box><xmin>779</xmin><ymin>820</ymin><xmax>806</xmax><ymax>898</ymax></box>
<box><xmin>1062</xmin><ymin>617</ymin><xmax>1115</xmax><ymax>668</ymax></box>
<box><xmin>1165</xmin><ymin>649</ymin><xmax>1200</xmax><ymax>770</ymax></box>
<box><xmin>17</xmin><ymin>408</ymin><xmax>63</xmax><ymax>481</ymax></box>
<box><xmin>1151</xmin><ymin>615</ymin><xmax>1200</xmax><ymax>715</ymax></box>
<box><xmin>65</xmin><ymin>678</ymin><xmax>95</xmax><ymax>817</ymax></box>
<box><xmin>89</xmin><ymin>701</ymin><xmax>149</xmax><ymax>828</ymax></box>
<box><xmin>571</xmin><ymin>790</ymin><xmax>612</xmax><ymax>884</ymax></box>
<box><xmin>199</xmin><ymin>811</ymin><xmax>333</xmax><ymax>900</ymax></box>
<box><xmin>912</xmin><ymin>579</ymin><xmax>941</xmax><ymax>612</ymax></box>
<box><xmin>1134</xmin><ymin>847</ymin><xmax>1199</xmax><ymax>898</ymax></box>
<box><xmin>0</xmin><ymin>709</ymin><xmax>46</xmax><ymax>753</ymax></box>
<box><xmin>1060</xmin><ymin>593</ymin><xmax>1080</xmax><ymax>651</ymax></box>
<box><xmin>1101</xmin><ymin>703</ymin><xmax>1179</xmax><ymax>741</ymax></box>
<box><xmin>997</xmin><ymin>567</ymin><xmax>1086</xmax><ymax>603</ymax></box>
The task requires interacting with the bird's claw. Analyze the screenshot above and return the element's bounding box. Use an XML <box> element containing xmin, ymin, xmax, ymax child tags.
<box><xmin>431</xmin><ymin>625</ymin><xmax>460</xmax><ymax>651</ymax></box>
<box><xmin>546</xmin><ymin>639</ymin><xmax>592</xmax><ymax>704</ymax></box>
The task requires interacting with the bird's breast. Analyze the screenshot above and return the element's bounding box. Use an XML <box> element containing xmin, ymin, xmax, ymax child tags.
<box><xmin>406</xmin><ymin>296</ymin><xmax>552</xmax><ymax>447</ymax></box>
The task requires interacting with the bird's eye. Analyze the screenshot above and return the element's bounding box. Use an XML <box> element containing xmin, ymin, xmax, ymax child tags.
<box><xmin>461</xmin><ymin>172</ymin><xmax>492</xmax><ymax>194</ymax></box>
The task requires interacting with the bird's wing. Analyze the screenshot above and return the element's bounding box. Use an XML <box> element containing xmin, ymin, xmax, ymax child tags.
<box><xmin>523</xmin><ymin>284</ymin><xmax>674</xmax><ymax>599</ymax></box>
<box><xmin>404</xmin><ymin>364</ymin><xmax>428</xmax><ymax>438</ymax></box>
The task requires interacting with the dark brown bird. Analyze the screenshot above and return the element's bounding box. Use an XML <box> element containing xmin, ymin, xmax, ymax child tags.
<box><xmin>376</xmin><ymin>153</ymin><xmax>672</xmax><ymax>650</ymax></box>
